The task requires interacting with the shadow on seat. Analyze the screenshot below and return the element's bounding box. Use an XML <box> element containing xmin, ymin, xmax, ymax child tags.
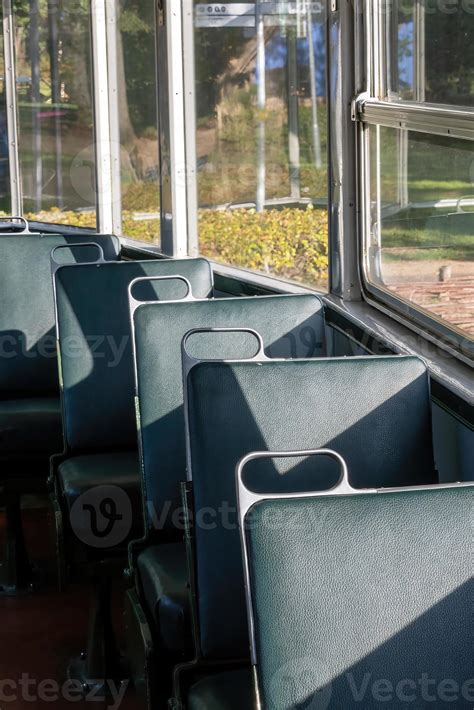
<box><xmin>239</xmin><ymin>477</ymin><xmax>472</xmax><ymax>709</ymax></box>
<box><xmin>177</xmin><ymin>355</ymin><xmax>438</xmax><ymax>705</ymax></box>
<box><xmin>50</xmin><ymin>257</ymin><xmax>213</xmax><ymax>689</ymax></box>
<box><xmin>128</xmin><ymin>293</ymin><xmax>326</xmax><ymax>705</ymax></box>
<box><xmin>0</xmin><ymin>232</ymin><xmax>120</xmax><ymax>594</ymax></box>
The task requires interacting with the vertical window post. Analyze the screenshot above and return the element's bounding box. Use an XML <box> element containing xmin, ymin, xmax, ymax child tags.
<box><xmin>182</xmin><ymin>0</ymin><xmax>198</xmax><ymax>256</ymax></box>
<box><xmin>162</xmin><ymin>0</ymin><xmax>188</xmax><ymax>257</ymax></box>
<box><xmin>2</xmin><ymin>0</ymin><xmax>21</xmax><ymax>216</ymax></box>
<box><xmin>327</xmin><ymin>0</ymin><xmax>360</xmax><ymax>300</ymax></box>
<box><xmin>104</xmin><ymin>0</ymin><xmax>123</xmax><ymax>235</ymax></box>
<box><xmin>91</xmin><ymin>0</ymin><xmax>114</xmax><ymax>233</ymax></box>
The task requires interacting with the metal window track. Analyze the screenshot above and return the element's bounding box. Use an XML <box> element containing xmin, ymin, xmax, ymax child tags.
<box><xmin>355</xmin><ymin>98</ymin><xmax>474</xmax><ymax>142</ymax></box>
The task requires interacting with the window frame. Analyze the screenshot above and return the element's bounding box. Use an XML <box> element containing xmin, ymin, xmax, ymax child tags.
<box><xmin>355</xmin><ymin>0</ymin><xmax>474</xmax><ymax>364</ymax></box>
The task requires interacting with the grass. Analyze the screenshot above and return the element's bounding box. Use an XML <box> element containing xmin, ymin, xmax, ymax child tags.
<box><xmin>381</xmin><ymin>210</ymin><xmax>474</xmax><ymax>262</ymax></box>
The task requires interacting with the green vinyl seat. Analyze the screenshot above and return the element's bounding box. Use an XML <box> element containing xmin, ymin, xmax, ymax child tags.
<box><xmin>130</xmin><ymin>294</ymin><xmax>326</xmax><ymax>657</ymax></box>
<box><xmin>133</xmin><ymin>294</ymin><xmax>325</xmax><ymax>539</ymax></box>
<box><xmin>51</xmin><ymin>257</ymin><xmax>213</xmax><ymax>684</ymax></box>
<box><xmin>240</xmin><ymin>478</ymin><xmax>473</xmax><ymax>709</ymax></box>
<box><xmin>187</xmin><ymin>669</ymin><xmax>254</xmax><ymax>710</ymax></box>
<box><xmin>58</xmin><ymin>451</ymin><xmax>141</xmax><ymax>512</ymax></box>
<box><xmin>180</xmin><ymin>355</ymin><xmax>437</xmax><ymax>704</ymax></box>
<box><xmin>0</xmin><ymin>234</ymin><xmax>120</xmax><ymax>468</ymax></box>
<box><xmin>0</xmin><ymin>233</ymin><xmax>119</xmax><ymax>592</ymax></box>
<box><xmin>53</xmin><ymin>258</ymin><xmax>213</xmax><ymax>558</ymax></box>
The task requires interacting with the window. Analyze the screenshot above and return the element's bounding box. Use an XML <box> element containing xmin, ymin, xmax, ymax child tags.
<box><xmin>13</xmin><ymin>0</ymin><xmax>96</xmax><ymax>228</ymax></box>
<box><xmin>193</xmin><ymin>0</ymin><xmax>328</xmax><ymax>291</ymax></box>
<box><xmin>384</xmin><ymin>0</ymin><xmax>474</xmax><ymax>106</ymax></box>
<box><xmin>0</xmin><ymin>5</ymin><xmax>11</xmax><ymax>215</ymax></box>
<box><xmin>113</xmin><ymin>0</ymin><xmax>160</xmax><ymax>245</ymax></box>
<box><xmin>360</xmin><ymin>0</ymin><xmax>474</xmax><ymax>352</ymax></box>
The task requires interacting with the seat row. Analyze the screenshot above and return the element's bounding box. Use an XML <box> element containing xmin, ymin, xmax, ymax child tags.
<box><xmin>49</xmin><ymin>245</ymin><xmax>446</xmax><ymax>707</ymax></box>
<box><xmin>0</xmin><ymin>232</ymin><xmax>470</xmax><ymax>709</ymax></box>
<box><xmin>0</xmin><ymin>231</ymin><xmax>120</xmax><ymax>593</ymax></box>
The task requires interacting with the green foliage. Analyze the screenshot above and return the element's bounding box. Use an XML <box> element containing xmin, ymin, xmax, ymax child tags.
<box><xmin>120</xmin><ymin>8</ymin><xmax>151</xmax><ymax>34</ymax></box>
<box><xmin>425</xmin><ymin>11</ymin><xmax>474</xmax><ymax>105</ymax></box>
<box><xmin>198</xmin><ymin>206</ymin><xmax>328</xmax><ymax>288</ymax></box>
<box><xmin>14</xmin><ymin>204</ymin><xmax>329</xmax><ymax>289</ymax></box>
<box><xmin>122</xmin><ymin>182</ymin><xmax>160</xmax><ymax>212</ymax></box>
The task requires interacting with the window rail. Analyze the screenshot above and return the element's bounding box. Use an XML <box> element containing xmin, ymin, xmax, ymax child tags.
<box><xmin>355</xmin><ymin>97</ymin><xmax>474</xmax><ymax>142</ymax></box>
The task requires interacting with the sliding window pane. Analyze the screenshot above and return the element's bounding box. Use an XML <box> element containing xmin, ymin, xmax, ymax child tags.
<box><xmin>0</xmin><ymin>4</ymin><xmax>11</xmax><ymax>214</ymax></box>
<box><xmin>194</xmin><ymin>0</ymin><xmax>328</xmax><ymax>290</ymax></box>
<box><xmin>115</xmin><ymin>0</ymin><xmax>160</xmax><ymax>245</ymax></box>
<box><xmin>385</xmin><ymin>0</ymin><xmax>474</xmax><ymax>107</ymax></box>
<box><xmin>369</xmin><ymin>127</ymin><xmax>474</xmax><ymax>339</ymax></box>
<box><xmin>13</xmin><ymin>0</ymin><xmax>96</xmax><ymax>227</ymax></box>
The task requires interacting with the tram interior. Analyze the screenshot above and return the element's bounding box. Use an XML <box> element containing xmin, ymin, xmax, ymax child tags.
<box><xmin>0</xmin><ymin>1</ymin><xmax>472</xmax><ymax>709</ymax></box>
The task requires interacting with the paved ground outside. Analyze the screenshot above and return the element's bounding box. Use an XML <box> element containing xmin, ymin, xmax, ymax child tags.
<box><xmin>383</xmin><ymin>259</ymin><xmax>474</xmax><ymax>338</ymax></box>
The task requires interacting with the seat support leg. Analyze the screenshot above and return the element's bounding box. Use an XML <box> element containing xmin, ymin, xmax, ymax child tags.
<box><xmin>68</xmin><ymin>574</ymin><xmax>127</xmax><ymax>697</ymax></box>
<box><xmin>0</xmin><ymin>490</ymin><xmax>33</xmax><ymax>596</ymax></box>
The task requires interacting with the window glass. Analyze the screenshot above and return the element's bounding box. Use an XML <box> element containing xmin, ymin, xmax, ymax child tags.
<box><xmin>193</xmin><ymin>0</ymin><xmax>328</xmax><ymax>290</ymax></box>
<box><xmin>368</xmin><ymin>127</ymin><xmax>474</xmax><ymax>339</ymax></box>
<box><xmin>13</xmin><ymin>0</ymin><xmax>96</xmax><ymax>227</ymax></box>
<box><xmin>0</xmin><ymin>5</ymin><xmax>11</xmax><ymax>215</ymax></box>
<box><xmin>115</xmin><ymin>0</ymin><xmax>160</xmax><ymax>245</ymax></box>
<box><xmin>385</xmin><ymin>0</ymin><xmax>474</xmax><ymax>106</ymax></box>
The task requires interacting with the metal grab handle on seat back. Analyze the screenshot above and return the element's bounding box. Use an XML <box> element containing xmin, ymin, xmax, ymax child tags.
<box><xmin>128</xmin><ymin>274</ymin><xmax>194</xmax><ymax>316</ymax></box>
<box><xmin>128</xmin><ymin>274</ymin><xmax>196</xmax><ymax>422</ymax></box>
<box><xmin>181</xmin><ymin>327</ymin><xmax>268</xmax><ymax>484</ymax></box>
<box><xmin>181</xmin><ymin>326</ymin><xmax>266</xmax><ymax>381</ymax></box>
<box><xmin>50</xmin><ymin>241</ymin><xmax>107</xmax><ymax>279</ymax></box>
<box><xmin>236</xmin><ymin>448</ymin><xmax>355</xmax><ymax>666</ymax></box>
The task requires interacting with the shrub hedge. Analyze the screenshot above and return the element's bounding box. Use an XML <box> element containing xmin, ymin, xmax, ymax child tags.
<box><xmin>198</xmin><ymin>206</ymin><xmax>328</xmax><ymax>288</ymax></box>
<box><xmin>17</xmin><ymin>204</ymin><xmax>328</xmax><ymax>288</ymax></box>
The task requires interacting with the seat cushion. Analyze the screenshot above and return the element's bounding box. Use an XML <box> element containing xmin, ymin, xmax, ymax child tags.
<box><xmin>0</xmin><ymin>398</ymin><xmax>63</xmax><ymax>455</ymax></box>
<box><xmin>137</xmin><ymin>542</ymin><xmax>192</xmax><ymax>653</ymax></box>
<box><xmin>188</xmin><ymin>669</ymin><xmax>254</xmax><ymax>710</ymax></box>
<box><xmin>59</xmin><ymin>450</ymin><xmax>140</xmax><ymax>509</ymax></box>
<box><xmin>58</xmin><ymin>451</ymin><xmax>142</xmax><ymax>548</ymax></box>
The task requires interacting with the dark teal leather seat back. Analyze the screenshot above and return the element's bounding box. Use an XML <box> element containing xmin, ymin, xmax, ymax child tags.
<box><xmin>246</xmin><ymin>485</ymin><xmax>473</xmax><ymax>709</ymax></box>
<box><xmin>133</xmin><ymin>294</ymin><xmax>325</xmax><ymax>534</ymax></box>
<box><xmin>186</xmin><ymin>356</ymin><xmax>436</xmax><ymax>660</ymax></box>
<box><xmin>55</xmin><ymin>258</ymin><xmax>213</xmax><ymax>453</ymax></box>
<box><xmin>0</xmin><ymin>234</ymin><xmax>120</xmax><ymax>397</ymax></box>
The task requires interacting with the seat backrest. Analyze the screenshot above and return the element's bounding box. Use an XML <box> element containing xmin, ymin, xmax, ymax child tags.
<box><xmin>243</xmin><ymin>483</ymin><xmax>473</xmax><ymax>709</ymax></box>
<box><xmin>185</xmin><ymin>356</ymin><xmax>436</xmax><ymax>660</ymax></box>
<box><xmin>132</xmin><ymin>294</ymin><xmax>325</xmax><ymax>535</ymax></box>
<box><xmin>0</xmin><ymin>233</ymin><xmax>120</xmax><ymax>397</ymax></box>
<box><xmin>55</xmin><ymin>258</ymin><xmax>213</xmax><ymax>453</ymax></box>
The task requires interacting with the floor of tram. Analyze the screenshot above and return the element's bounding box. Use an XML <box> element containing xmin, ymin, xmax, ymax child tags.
<box><xmin>0</xmin><ymin>500</ymin><xmax>141</xmax><ymax>709</ymax></box>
